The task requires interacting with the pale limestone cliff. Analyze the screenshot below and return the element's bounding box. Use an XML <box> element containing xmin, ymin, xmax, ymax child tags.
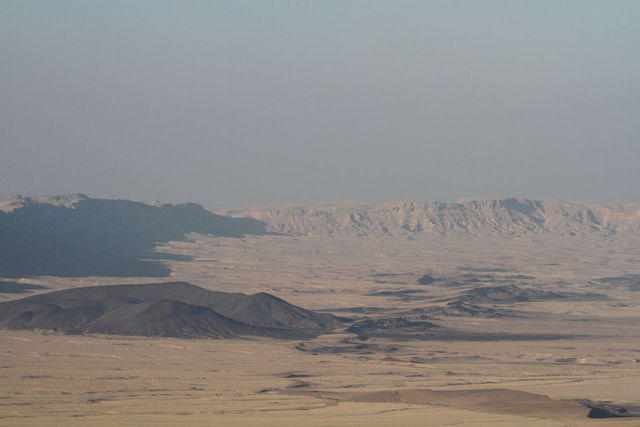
<box><xmin>219</xmin><ymin>198</ymin><xmax>640</xmax><ymax>237</ymax></box>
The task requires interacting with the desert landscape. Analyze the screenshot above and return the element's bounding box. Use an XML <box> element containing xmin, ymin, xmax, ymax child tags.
<box><xmin>3</xmin><ymin>2</ymin><xmax>638</xmax><ymax>424</ymax></box>
<box><xmin>1</xmin><ymin>195</ymin><xmax>640</xmax><ymax>425</ymax></box>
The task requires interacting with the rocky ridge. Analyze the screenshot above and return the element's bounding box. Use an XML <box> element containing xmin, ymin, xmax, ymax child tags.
<box><xmin>220</xmin><ymin>198</ymin><xmax>640</xmax><ymax>237</ymax></box>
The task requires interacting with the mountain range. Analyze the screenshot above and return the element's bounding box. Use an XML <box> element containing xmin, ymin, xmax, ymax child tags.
<box><xmin>2</xmin><ymin>194</ymin><xmax>639</xmax><ymax>279</ymax></box>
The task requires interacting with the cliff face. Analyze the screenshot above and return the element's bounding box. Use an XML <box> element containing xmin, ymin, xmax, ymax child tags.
<box><xmin>220</xmin><ymin>198</ymin><xmax>640</xmax><ymax>237</ymax></box>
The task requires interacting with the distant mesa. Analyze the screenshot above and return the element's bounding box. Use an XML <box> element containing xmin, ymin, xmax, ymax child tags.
<box><xmin>365</xmin><ymin>289</ymin><xmax>425</xmax><ymax>297</ymax></box>
<box><xmin>425</xmin><ymin>301</ymin><xmax>516</xmax><ymax>318</ymax></box>
<box><xmin>594</xmin><ymin>275</ymin><xmax>640</xmax><ymax>291</ymax></box>
<box><xmin>0</xmin><ymin>194</ymin><xmax>268</xmax><ymax>278</ymax></box>
<box><xmin>417</xmin><ymin>274</ymin><xmax>440</xmax><ymax>285</ymax></box>
<box><xmin>0</xmin><ymin>282</ymin><xmax>341</xmax><ymax>339</ymax></box>
<box><xmin>440</xmin><ymin>284</ymin><xmax>607</xmax><ymax>304</ymax></box>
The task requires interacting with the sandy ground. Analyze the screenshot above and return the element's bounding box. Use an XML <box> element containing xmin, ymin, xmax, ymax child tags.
<box><xmin>1</xmin><ymin>232</ymin><xmax>640</xmax><ymax>425</ymax></box>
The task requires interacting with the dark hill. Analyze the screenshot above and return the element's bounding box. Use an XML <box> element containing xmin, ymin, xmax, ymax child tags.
<box><xmin>0</xmin><ymin>282</ymin><xmax>341</xmax><ymax>339</ymax></box>
<box><xmin>84</xmin><ymin>300</ymin><xmax>264</xmax><ymax>338</ymax></box>
<box><xmin>211</xmin><ymin>292</ymin><xmax>341</xmax><ymax>330</ymax></box>
<box><xmin>0</xmin><ymin>194</ymin><xmax>268</xmax><ymax>278</ymax></box>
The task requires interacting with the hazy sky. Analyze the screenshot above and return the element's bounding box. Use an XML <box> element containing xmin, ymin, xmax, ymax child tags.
<box><xmin>1</xmin><ymin>1</ymin><xmax>639</xmax><ymax>207</ymax></box>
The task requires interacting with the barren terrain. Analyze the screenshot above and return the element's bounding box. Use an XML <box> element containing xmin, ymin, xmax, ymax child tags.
<box><xmin>2</xmin><ymin>198</ymin><xmax>640</xmax><ymax>425</ymax></box>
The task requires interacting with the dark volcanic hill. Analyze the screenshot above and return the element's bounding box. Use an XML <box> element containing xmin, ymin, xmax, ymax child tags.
<box><xmin>0</xmin><ymin>194</ymin><xmax>268</xmax><ymax>278</ymax></box>
<box><xmin>210</xmin><ymin>292</ymin><xmax>341</xmax><ymax>330</ymax></box>
<box><xmin>0</xmin><ymin>282</ymin><xmax>341</xmax><ymax>338</ymax></box>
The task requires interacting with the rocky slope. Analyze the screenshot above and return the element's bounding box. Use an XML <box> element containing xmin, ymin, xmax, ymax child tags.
<box><xmin>220</xmin><ymin>198</ymin><xmax>640</xmax><ymax>237</ymax></box>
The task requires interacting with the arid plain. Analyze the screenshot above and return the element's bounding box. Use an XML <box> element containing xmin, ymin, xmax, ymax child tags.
<box><xmin>2</xmin><ymin>198</ymin><xmax>640</xmax><ymax>426</ymax></box>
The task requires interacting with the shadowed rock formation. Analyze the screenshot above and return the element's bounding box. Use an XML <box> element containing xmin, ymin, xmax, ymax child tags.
<box><xmin>0</xmin><ymin>281</ymin><xmax>49</xmax><ymax>294</ymax></box>
<box><xmin>0</xmin><ymin>194</ymin><xmax>268</xmax><ymax>278</ymax></box>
